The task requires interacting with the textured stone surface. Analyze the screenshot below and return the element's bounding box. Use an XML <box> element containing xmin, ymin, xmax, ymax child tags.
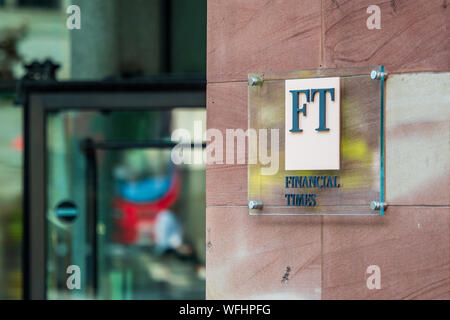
<box><xmin>206</xmin><ymin>82</ymin><xmax>248</xmax><ymax>206</ymax></box>
<box><xmin>322</xmin><ymin>207</ymin><xmax>450</xmax><ymax>299</ymax></box>
<box><xmin>206</xmin><ymin>207</ymin><xmax>321</xmax><ymax>300</ymax></box>
<box><xmin>206</xmin><ymin>0</ymin><xmax>450</xmax><ymax>300</ymax></box>
<box><xmin>386</xmin><ymin>73</ymin><xmax>450</xmax><ymax>205</ymax></box>
<box><xmin>323</xmin><ymin>0</ymin><xmax>450</xmax><ymax>72</ymax></box>
<box><xmin>207</xmin><ymin>0</ymin><xmax>321</xmax><ymax>83</ymax></box>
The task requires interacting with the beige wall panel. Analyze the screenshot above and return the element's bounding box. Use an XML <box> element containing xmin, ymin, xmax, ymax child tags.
<box><xmin>206</xmin><ymin>1</ymin><xmax>449</xmax><ymax>301</ymax></box>
<box><xmin>322</xmin><ymin>207</ymin><xmax>450</xmax><ymax>299</ymax></box>
<box><xmin>386</xmin><ymin>72</ymin><xmax>450</xmax><ymax>205</ymax></box>
<box><xmin>207</xmin><ymin>0</ymin><xmax>321</xmax><ymax>83</ymax></box>
<box><xmin>323</xmin><ymin>0</ymin><xmax>449</xmax><ymax>72</ymax></box>
<box><xmin>206</xmin><ymin>207</ymin><xmax>321</xmax><ymax>299</ymax></box>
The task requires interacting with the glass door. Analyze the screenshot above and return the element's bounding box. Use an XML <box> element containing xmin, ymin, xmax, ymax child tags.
<box><xmin>45</xmin><ymin>108</ymin><xmax>205</xmax><ymax>300</ymax></box>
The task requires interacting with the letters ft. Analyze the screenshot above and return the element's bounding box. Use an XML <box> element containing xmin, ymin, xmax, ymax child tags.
<box><xmin>289</xmin><ymin>88</ymin><xmax>335</xmax><ymax>132</ymax></box>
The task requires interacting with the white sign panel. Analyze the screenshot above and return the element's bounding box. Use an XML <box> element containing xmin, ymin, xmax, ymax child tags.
<box><xmin>285</xmin><ymin>77</ymin><xmax>340</xmax><ymax>170</ymax></box>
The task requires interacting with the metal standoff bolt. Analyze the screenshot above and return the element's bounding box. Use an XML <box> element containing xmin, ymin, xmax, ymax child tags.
<box><xmin>370</xmin><ymin>201</ymin><xmax>388</xmax><ymax>211</ymax></box>
<box><xmin>370</xmin><ymin>69</ymin><xmax>388</xmax><ymax>80</ymax></box>
<box><xmin>248</xmin><ymin>76</ymin><xmax>264</xmax><ymax>87</ymax></box>
<box><xmin>248</xmin><ymin>200</ymin><xmax>264</xmax><ymax>210</ymax></box>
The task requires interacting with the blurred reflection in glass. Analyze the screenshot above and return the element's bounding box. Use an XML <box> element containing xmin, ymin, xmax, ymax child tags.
<box><xmin>47</xmin><ymin>110</ymin><xmax>206</xmax><ymax>300</ymax></box>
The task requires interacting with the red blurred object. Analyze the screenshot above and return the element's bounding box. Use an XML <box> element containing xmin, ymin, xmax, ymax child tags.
<box><xmin>12</xmin><ymin>135</ymin><xmax>23</xmax><ymax>152</ymax></box>
<box><xmin>113</xmin><ymin>171</ymin><xmax>181</xmax><ymax>244</ymax></box>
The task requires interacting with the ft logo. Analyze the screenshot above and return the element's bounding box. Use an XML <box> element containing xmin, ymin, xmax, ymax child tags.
<box><xmin>285</xmin><ymin>77</ymin><xmax>340</xmax><ymax>171</ymax></box>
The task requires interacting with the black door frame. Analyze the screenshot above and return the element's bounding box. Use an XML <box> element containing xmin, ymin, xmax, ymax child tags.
<box><xmin>22</xmin><ymin>79</ymin><xmax>206</xmax><ymax>299</ymax></box>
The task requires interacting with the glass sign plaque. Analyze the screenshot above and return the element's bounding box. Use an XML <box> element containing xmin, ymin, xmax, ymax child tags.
<box><xmin>248</xmin><ymin>66</ymin><xmax>386</xmax><ymax>216</ymax></box>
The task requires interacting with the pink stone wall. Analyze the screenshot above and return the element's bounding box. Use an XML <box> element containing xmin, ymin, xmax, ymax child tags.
<box><xmin>206</xmin><ymin>0</ymin><xmax>449</xmax><ymax>299</ymax></box>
